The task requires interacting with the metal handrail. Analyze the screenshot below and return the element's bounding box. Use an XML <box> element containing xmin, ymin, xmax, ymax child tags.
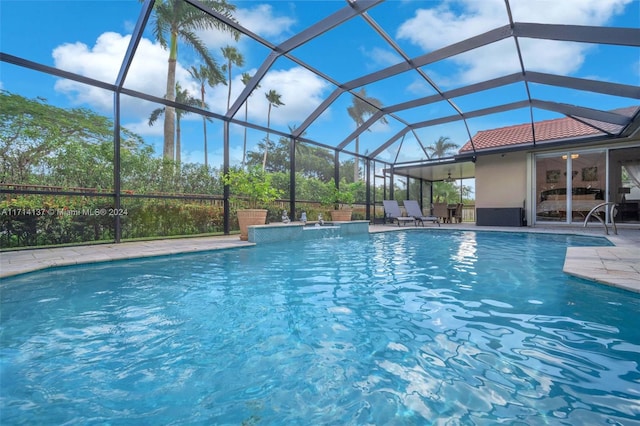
<box><xmin>583</xmin><ymin>202</ymin><xmax>618</xmax><ymax>235</ymax></box>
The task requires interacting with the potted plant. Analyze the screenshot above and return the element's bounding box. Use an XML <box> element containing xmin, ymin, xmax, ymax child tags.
<box><xmin>321</xmin><ymin>179</ymin><xmax>356</xmax><ymax>221</ymax></box>
<box><xmin>222</xmin><ymin>166</ymin><xmax>283</xmax><ymax>240</ymax></box>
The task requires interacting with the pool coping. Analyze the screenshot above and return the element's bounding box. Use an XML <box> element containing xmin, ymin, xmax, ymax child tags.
<box><xmin>1</xmin><ymin>224</ymin><xmax>639</xmax><ymax>293</ymax></box>
<box><xmin>0</xmin><ymin>235</ymin><xmax>255</xmax><ymax>279</ymax></box>
<box><xmin>563</xmin><ymin>246</ymin><xmax>640</xmax><ymax>293</ymax></box>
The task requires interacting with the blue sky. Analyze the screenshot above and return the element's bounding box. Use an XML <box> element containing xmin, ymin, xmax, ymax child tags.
<box><xmin>1</xmin><ymin>0</ymin><xmax>639</xmax><ymax>168</ymax></box>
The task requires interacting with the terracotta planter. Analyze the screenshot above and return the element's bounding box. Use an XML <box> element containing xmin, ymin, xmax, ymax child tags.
<box><xmin>237</xmin><ymin>209</ymin><xmax>268</xmax><ymax>241</ymax></box>
<box><xmin>330</xmin><ymin>209</ymin><xmax>352</xmax><ymax>221</ymax></box>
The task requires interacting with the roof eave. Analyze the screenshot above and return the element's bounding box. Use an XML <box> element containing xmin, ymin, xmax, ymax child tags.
<box><xmin>456</xmin><ymin>134</ymin><xmax>626</xmax><ymax>159</ymax></box>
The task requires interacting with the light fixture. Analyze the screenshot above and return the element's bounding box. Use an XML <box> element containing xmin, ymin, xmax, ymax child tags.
<box><xmin>444</xmin><ymin>172</ymin><xmax>455</xmax><ymax>183</ymax></box>
<box><xmin>562</xmin><ymin>154</ymin><xmax>580</xmax><ymax>160</ymax></box>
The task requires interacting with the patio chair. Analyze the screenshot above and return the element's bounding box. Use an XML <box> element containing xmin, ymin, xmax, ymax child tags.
<box><xmin>432</xmin><ymin>202</ymin><xmax>449</xmax><ymax>223</ymax></box>
<box><xmin>403</xmin><ymin>200</ymin><xmax>440</xmax><ymax>227</ymax></box>
<box><xmin>382</xmin><ymin>200</ymin><xmax>416</xmax><ymax>227</ymax></box>
<box><xmin>452</xmin><ymin>203</ymin><xmax>463</xmax><ymax>223</ymax></box>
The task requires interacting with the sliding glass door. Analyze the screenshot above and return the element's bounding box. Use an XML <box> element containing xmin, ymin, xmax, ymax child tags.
<box><xmin>535</xmin><ymin>150</ymin><xmax>607</xmax><ymax>224</ymax></box>
<box><xmin>610</xmin><ymin>147</ymin><xmax>640</xmax><ymax>224</ymax></box>
<box><xmin>536</xmin><ymin>153</ymin><xmax>568</xmax><ymax>223</ymax></box>
<box><xmin>568</xmin><ymin>151</ymin><xmax>606</xmax><ymax>222</ymax></box>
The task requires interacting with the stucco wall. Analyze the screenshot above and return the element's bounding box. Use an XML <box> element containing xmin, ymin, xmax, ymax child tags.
<box><xmin>475</xmin><ymin>152</ymin><xmax>527</xmax><ymax>208</ymax></box>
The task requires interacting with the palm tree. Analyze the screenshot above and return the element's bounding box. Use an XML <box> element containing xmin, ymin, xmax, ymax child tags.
<box><xmin>149</xmin><ymin>0</ymin><xmax>237</xmax><ymax>160</ymax></box>
<box><xmin>288</xmin><ymin>124</ymin><xmax>310</xmax><ymax>157</ymax></box>
<box><xmin>149</xmin><ymin>82</ymin><xmax>202</xmax><ymax>164</ymax></box>
<box><xmin>427</xmin><ymin>136</ymin><xmax>461</xmax><ymax>204</ymax></box>
<box><xmin>426</xmin><ymin>136</ymin><xmax>459</xmax><ymax>159</ymax></box>
<box><xmin>286</xmin><ymin>124</ymin><xmax>311</xmax><ymax>173</ymax></box>
<box><xmin>347</xmin><ymin>88</ymin><xmax>387</xmax><ymax>182</ymax></box>
<box><xmin>188</xmin><ymin>64</ymin><xmax>225</xmax><ymax>168</ymax></box>
<box><xmin>221</xmin><ymin>45</ymin><xmax>244</xmax><ymax>111</ymax></box>
<box><xmin>263</xmin><ymin>89</ymin><xmax>284</xmax><ymax>170</ymax></box>
<box><xmin>240</xmin><ymin>72</ymin><xmax>259</xmax><ymax>168</ymax></box>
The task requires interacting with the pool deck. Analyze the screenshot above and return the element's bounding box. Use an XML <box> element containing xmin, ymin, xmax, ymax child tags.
<box><xmin>1</xmin><ymin>224</ymin><xmax>639</xmax><ymax>293</ymax></box>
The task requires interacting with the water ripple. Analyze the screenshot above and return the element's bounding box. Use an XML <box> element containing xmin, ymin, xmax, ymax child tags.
<box><xmin>1</xmin><ymin>231</ymin><xmax>638</xmax><ymax>424</ymax></box>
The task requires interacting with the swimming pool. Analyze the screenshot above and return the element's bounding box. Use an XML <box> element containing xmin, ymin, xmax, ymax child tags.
<box><xmin>1</xmin><ymin>230</ymin><xmax>639</xmax><ymax>424</ymax></box>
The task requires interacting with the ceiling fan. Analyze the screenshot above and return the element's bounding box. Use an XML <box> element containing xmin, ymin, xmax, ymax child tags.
<box><xmin>444</xmin><ymin>172</ymin><xmax>456</xmax><ymax>183</ymax></box>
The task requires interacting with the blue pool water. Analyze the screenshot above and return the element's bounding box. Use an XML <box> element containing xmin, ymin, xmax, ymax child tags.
<box><xmin>1</xmin><ymin>230</ymin><xmax>639</xmax><ymax>425</ymax></box>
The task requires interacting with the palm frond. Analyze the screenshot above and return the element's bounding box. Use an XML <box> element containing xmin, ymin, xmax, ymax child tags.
<box><xmin>148</xmin><ymin>107</ymin><xmax>165</xmax><ymax>126</ymax></box>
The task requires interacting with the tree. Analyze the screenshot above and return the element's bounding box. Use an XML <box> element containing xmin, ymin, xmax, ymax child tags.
<box><xmin>222</xmin><ymin>166</ymin><xmax>282</xmax><ymax>209</ymax></box>
<box><xmin>296</xmin><ymin>144</ymin><xmax>334</xmax><ymax>181</ymax></box>
<box><xmin>148</xmin><ymin>0</ymin><xmax>237</xmax><ymax>160</ymax></box>
<box><xmin>221</xmin><ymin>45</ymin><xmax>244</xmax><ymax>111</ymax></box>
<box><xmin>279</xmin><ymin>124</ymin><xmax>334</xmax><ymax>180</ymax></box>
<box><xmin>246</xmin><ymin>138</ymin><xmax>278</xmax><ymax>172</ymax></box>
<box><xmin>244</xmin><ymin>133</ymin><xmax>334</xmax><ymax>180</ymax></box>
<box><xmin>149</xmin><ymin>82</ymin><xmax>202</xmax><ymax>164</ymax></box>
<box><xmin>188</xmin><ymin>64</ymin><xmax>225</xmax><ymax>168</ymax></box>
<box><xmin>338</xmin><ymin>160</ymin><xmax>357</xmax><ymax>184</ymax></box>
<box><xmin>240</xmin><ymin>72</ymin><xmax>258</xmax><ymax>168</ymax></box>
<box><xmin>426</xmin><ymin>136</ymin><xmax>458</xmax><ymax>159</ymax></box>
<box><xmin>433</xmin><ymin>181</ymin><xmax>461</xmax><ymax>203</ymax></box>
<box><xmin>263</xmin><ymin>89</ymin><xmax>284</xmax><ymax>170</ymax></box>
<box><xmin>425</xmin><ymin>136</ymin><xmax>460</xmax><ymax>204</ymax></box>
<box><xmin>0</xmin><ymin>90</ymin><xmax>141</xmax><ymax>187</ymax></box>
<box><xmin>347</xmin><ymin>88</ymin><xmax>387</xmax><ymax>182</ymax></box>
<box><xmin>288</xmin><ymin>124</ymin><xmax>310</xmax><ymax>159</ymax></box>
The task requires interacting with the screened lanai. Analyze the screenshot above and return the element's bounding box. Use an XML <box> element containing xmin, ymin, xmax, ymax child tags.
<box><xmin>1</xmin><ymin>0</ymin><xmax>639</xmax><ymax>247</ymax></box>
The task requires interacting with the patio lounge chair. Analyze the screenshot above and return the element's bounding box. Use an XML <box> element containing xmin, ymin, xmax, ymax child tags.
<box><xmin>383</xmin><ymin>200</ymin><xmax>416</xmax><ymax>227</ymax></box>
<box><xmin>403</xmin><ymin>200</ymin><xmax>440</xmax><ymax>227</ymax></box>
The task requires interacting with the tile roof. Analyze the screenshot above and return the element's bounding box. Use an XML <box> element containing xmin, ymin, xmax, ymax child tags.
<box><xmin>459</xmin><ymin>106</ymin><xmax>639</xmax><ymax>153</ymax></box>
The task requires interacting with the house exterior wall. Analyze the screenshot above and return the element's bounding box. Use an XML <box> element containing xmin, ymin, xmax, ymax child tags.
<box><xmin>472</xmin><ymin>141</ymin><xmax>640</xmax><ymax>226</ymax></box>
<box><xmin>475</xmin><ymin>152</ymin><xmax>527</xmax><ymax>209</ymax></box>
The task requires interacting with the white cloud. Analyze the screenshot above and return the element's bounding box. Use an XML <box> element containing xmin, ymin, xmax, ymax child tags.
<box><xmin>360</xmin><ymin>46</ymin><xmax>403</xmax><ymax>71</ymax></box>
<box><xmin>125</xmin><ymin>117</ymin><xmax>164</xmax><ymax>138</ymax></box>
<box><xmin>196</xmin><ymin>65</ymin><xmax>330</xmax><ymax>131</ymax></box>
<box><xmin>508</xmin><ymin>0</ymin><xmax>631</xmax><ymax>25</ymax></box>
<box><xmin>52</xmin><ymin>32</ymin><xmax>191</xmax><ymax>119</ymax></box>
<box><xmin>50</xmin><ymin>0</ymin><xmax>314</xmax><ymax>136</ymax></box>
<box><xmin>51</xmin><ymin>31</ymin><xmax>230</xmax><ymax>140</ymax></box>
<box><xmin>197</xmin><ymin>23</ymin><xmax>239</xmax><ymax>50</ymax></box>
<box><xmin>197</xmin><ymin>3</ymin><xmax>296</xmax><ymax>63</ymax></box>
<box><xmin>517</xmin><ymin>39</ymin><xmax>586</xmax><ymax>75</ymax></box>
<box><xmin>397</xmin><ymin>1</ymin><xmax>503</xmax><ymax>51</ymax></box>
<box><xmin>239</xmin><ymin>67</ymin><xmax>330</xmax><ymax>128</ymax></box>
<box><xmin>235</xmin><ymin>4</ymin><xmax>296</xmax><ymax>39</ymax></box>
<box><xmin>170</xmin><ymin>3</ymin><xmax>294</xmax><ymax>54</ymax></box>
<box><xmin>397</xmin><ymin>0</ymin><xmax>632</xmax><ymax>85</ymax></box>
